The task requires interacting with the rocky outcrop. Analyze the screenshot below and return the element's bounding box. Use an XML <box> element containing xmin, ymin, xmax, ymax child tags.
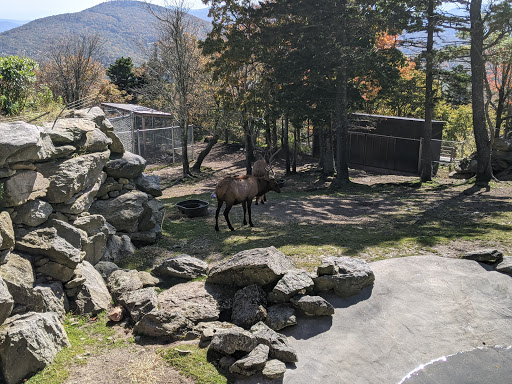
<box><xmin>0</xmin><ymin>277</ymin><xmax>13</xmax><ymax>325</ymax></box>
<box><xmin>0</xmin><ymin>312</ymin><xmax>69</xmax><ymax>384</ymax></box>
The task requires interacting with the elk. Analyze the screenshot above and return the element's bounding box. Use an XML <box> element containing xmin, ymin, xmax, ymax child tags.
<box><xmin>252</xmin><ymin>148</ymin><xmax>280</xmax><ymax>205</ymax></box>
<box><xmin>215</xmin><ymin>175</ymin><xmax>281</xmax><ymax>231</ymax></box>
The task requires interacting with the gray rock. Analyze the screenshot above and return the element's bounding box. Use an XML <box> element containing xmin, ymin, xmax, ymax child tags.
<box><xmin>0</xmin><ymin>170</ymin><xmax>49</xmax><ymax>207</ymax></box>
<box><xmin>461</xmin><ymin>249</ymin><xmax>503</xmax><ymax>264</ymax></box>
<box><xmin>153</xmin><ymin>254</ymin><xmax>208</xmax><ymax>280</ymax></box>
<box><xmin>0</xmin><ymin>212</ymin><xmax>15</xmax><ymax>251</ymax></box>
<box><xmin>107</xmin><ymin>269</ymin><xmax>143</xmax><ymax>300</ymax></box>
<box><xmin>266</xmin><ymin>304</ymin><xmax>297</xmax><ymax>331</ymax></box>
<box><xmin>36</xmin><ymin>261</ymin><xmax>75</xmax><ymax>282</ymax></box>
<box><xmin>11</xmin><ymin>200</ymin><xmax>53</xmax><ymax>227</ymax></box>
<box><xmin>313</xmin><ymin>257</ymin><xmax>375</xmax><ymax>297</ymax></box>
<box><xmin>209</xmin><ymin>326</ymin><xmax>258</xmax><ymax>355</ymax></box>
<box><xmin>0</xmin><ymin>167</ymin><xmax>15</xmax><ymax>178</ymax></box>
<box><xmin>495</xmin><ymin>256</ymin><xmax>512</xmax><ymax>275</ymax></box>
<box><xmin>15</xmin><ymin>225</ymin><xmax>83</xmax><ymax>269</ymax></box>
<box><xmin>0</xmin><ymin>122</ymin><xmax>52</xmax><ymax>167</ymax></box>
<box><xmin>33</xmin><ymin>282</ymin><xmax>68</xmax><ymax>320</ymax></box>
<box><xmin>94</xmin><ymin>261</ymin><xmax>120</xmax><ymax>280</ymax></box>
<box><xmin>158</xmin><ymin>281</ymin><xmax>231</xmax><ymax>323</ymax></box>
<box><xmin>194</xmin><ymin>321</ymin><xmax>236</xmax><ymax>344</ymax></box>
<box><xmin>96</xmin><ymin>177</ymin><xmax>123</xmax><ymax>198</ymax></box>
<box><xmin>90</xmin><ymin>190</ymin><xmax>148</xmax><ymax>233</ymax></box>
<box><xmin>105</xmin><ymin>130</ymin><xmax>125</xmax><ymax>154</ymax></box>
<box><xmin>82</xmin><ymin>232</ymin><xmax>108</xmax><ymax>266</ymax></box>
<box><xmin>133</xmin><ymin>310</ymin><xmax>193</xmax><ymax>338</ymax></box>
<box><xmin>0</xmin><ymin>250</ymin><xmax>9</xmax><ymax>265</ymax></box>
<box><xmin>71</xmin><ymin>261</ymin><xmax>112</xmax><ymax>315</ymax></box>
<box><xmin>72</xmin><ymin>214</ymin><xmax>113</xmax><ymax>236</ymax></box>
<box><xmin>36</xmin><ymin>150</ymin><xmax>110</xmax><ymax>203</ymax></box>
<box><xmin>250</xmin><ymin>321</ymin><xmax>298</xmax><ymax>363</ymax></box>
<box><xmin>84</xmin><ymin>128</ymin><xmax>112</xmax><ymax>153</ymax></box>
<box><xmin>230</xmin><ymin>344</ymin><xmax>270</xmax><ymax>376</ymax></box>
<box><xmin>0</xmin><ymin>277</ymin><xmax>13</xmax><ymax>325</ymax></box>
<box><xmin>44</xmin><ymin>118</ymin><xmax>95</xmax><ymax>146</ymax></box>
<box><xmin>104</xmin><ymin>152</ymin><xmax>146</xmax><ymax>179</ymax></box>
<box><xmin>231</xmin><ymin>284</ymin><xmax>267</xmax><ymax>329</ymax></box>
<box><xmin>0</xmin><ymin>312</ymin><xmax>70</xmax><ymax>384</ymax></box>
<box><xmin>268</xmin><ymin>270</ymin><xmax>314</xmax><ymax>303</ymax></box>
<box><xmin>262</xmin><ymin>359</ymin><xmax>287</xmax><ymax>379</ymax></box>
<box><xmin>207</xmin><ymin>246</ymin><xmax>296</xmax><ymax>287</ymax></box>
<box><xmin>129</xmin><ymin>229</ymin><xmax>161</xmax><ymax>246</ymax></box>
<box><xmin>290</xmin><ymin>295</ymin><xmax>334</xmax><ymax>316</ymax></box>
<box><xmin>219</xmin><ymin>356</ymin><xmax>237</xmax><ymax>371</ymax></box>
<box><xmin>135</xmin><ymin>174</ymin><xmax>162</xmax><ymax>197</ymax></box>
<box><xmin>102</xmin><ymin>234</ymin><xmax>136</xmax><ymax>263</ymax></box>
<box><xmin>138</xmin><ymin>271</ymin><xmax>160</xmax><ymax>287</ymax></box>
<box><xmin>0</xmin><ymin>252</ymin><xmax>34</xmax><ymax>304</ymax></box>
<box><xmin>53</xmin><ymin>171</ymin><xmax>106</xmax><ymax>214</ymax></box>
<box><xmin>117</xmin><ymin>287</ymin><xmax>158</xmax><ymax>322</ymax></box>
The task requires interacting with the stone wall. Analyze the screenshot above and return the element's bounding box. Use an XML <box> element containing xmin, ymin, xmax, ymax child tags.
<box><xmin>0</xmin><ymin>107</ymin><xmax>164</xmax><ymax>383</ymax></box>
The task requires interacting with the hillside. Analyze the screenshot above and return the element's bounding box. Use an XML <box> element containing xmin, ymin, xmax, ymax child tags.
<box><xmin>0</xmin><ymin>1</ymin><xmax>211</xmax><ymax>65</ymax></box>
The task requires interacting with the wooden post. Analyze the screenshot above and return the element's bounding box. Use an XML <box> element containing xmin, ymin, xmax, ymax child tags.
<box><xmin>417</xmin><ymin>137</ymin><xmax>423</xmax><ymax>174</ymax></box>
<box><xmin>171</xmin><ymin>126</ymin><xmax>176</xmax><ymax>163</ymax></box>
<box><xmin>142</xmin><ymin>116</ymin><xmax>147</xmax><ymax>157</ymax></box>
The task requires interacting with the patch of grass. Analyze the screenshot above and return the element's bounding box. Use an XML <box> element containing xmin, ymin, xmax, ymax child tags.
<box><xmin>160</xmin><ymin>344</ymin><xmax>227</xmax><ymax>384</ymax></box>
<box><xmin>26</xmin><ymin>312</ymin><xmax>130</xmax><ymax>384</ymax></box>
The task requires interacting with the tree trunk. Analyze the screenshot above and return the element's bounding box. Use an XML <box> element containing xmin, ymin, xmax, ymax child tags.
<box><xmin>192</xmin><ymin>134</ymin><xmax>218</xmax><ymax>172</ymax></box>
<box><xmin>265</xmin><ymin>113</ymin><xmax>271</xmax><ymax>147</ymax></box>
<box><xmin>244</xmin><ymin>118</ymin><xmax>254</xmax><ymax>174</ymax></box>
<box><xmin>312</xmin><ymin>124</ymin><xmax>320</xmax><ymax>158</ymax></box>
<box><xmin>284</xmin><ymin>113</ymin><xmax>291</xmax><ymax>174</ymax></box>
<box><xmin>334</xmin><ymin>71</ymin><xmax>350</xmax><ymax>185</ymax></box>
<box><xmin>292</xmin><ymin>119</ymin><xmax>298</xmax><ymax>174</ymax></box>
<box><xmin>272</xmin><ymin>118</ymin><xmax>278</xmax><ymax>151</ymax></box>
<box><xmin>322</xmin><ymin>123</ymin><xmax>335</xmax><ymax>176</ymax></box>
<box><xmin>181</xmin><ymin>117</ymin><xmax>190</xmax><ymax>177</ymax></box>
<box><xmin>471</xmin><ymin>0</ymin><xmax>493</xmax><ymax>185</ymax></box>
<box><xmin>421</xmin><ymin>0</ymin><xmax>434</xmax><ymax>182</ymax></box>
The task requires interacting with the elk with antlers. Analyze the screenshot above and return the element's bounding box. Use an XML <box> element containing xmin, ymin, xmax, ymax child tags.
<box><xmin>252</xmin><ymin>148</ymin><xmax>280</xmax><ymax>205</ymax></box>
<box><xmin>214</xmin><ymin>175</ymin><xmax>281</xmax><ymax>231</ymax></box>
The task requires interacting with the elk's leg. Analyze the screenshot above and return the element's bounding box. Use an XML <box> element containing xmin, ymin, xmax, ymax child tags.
<box><xmin>215</xmin><ymin>199</ymin><xmax>223</xmax><ymax>231</ymax></box>
<box><xmin>255</xmin><ymin>195</ymin><xmax>259</xmax><ymax>206</ymax></box>
<box><xmin>242</xmin><ymin>201</ymin><xmax>247</xmax><ymax>225</ymax></box>
<box><xmin>223</xmin><ymin>203</ymin><xmax>235</xmax><ymax>231</ymax></box>
<box><xmin>262</xmin><ymin>194</ymin><xmax>266</xmax><ymax>204</ymax></box>
<box><xmin>247</xmin><ymin>199</ymin><xmax>254</xmax><ymax>227</ymax></box>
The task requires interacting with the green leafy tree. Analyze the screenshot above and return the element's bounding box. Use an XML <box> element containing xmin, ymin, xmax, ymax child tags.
<box><xmin>0</xmin><ymin>55</ymin><xmax>37</xmax><ymax>115</ymax></box>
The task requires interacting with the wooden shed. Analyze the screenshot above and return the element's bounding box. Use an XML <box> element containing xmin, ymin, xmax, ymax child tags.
<box><xmin>348</xmin><ymin>113</ymin><xmax>447</xmax><ymax>174</ymax></box>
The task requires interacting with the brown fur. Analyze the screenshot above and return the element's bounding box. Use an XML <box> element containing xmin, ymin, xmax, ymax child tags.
<box><xmin>215</xmin><ymin>174</ymin><xmax>281</xmax><ymax>231</ymax></box>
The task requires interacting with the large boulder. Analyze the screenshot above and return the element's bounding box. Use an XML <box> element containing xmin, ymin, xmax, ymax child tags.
<box><xmin>265</xmin><ymin>304</ymin><xmax>297</xmax><ymax>331</ymax></box>
<box><xmin>209</xmin><ymin>326</ymin><xmax>258</xmax><ymax>355</ymax></box>
<box><xmin>290</xmin><ymin>295</ymin><xmax>334</xmax><ymax>316</ymax></box>
<box><xmin>0</xmin><ymin>212</ymin><xmax>15</xmax><ymax>251</ymax></box>
<box><xmin>11</xmin><ymin>200</ymin><xmax>53</xmax><ymax>227</ymax></box>
<box><xmin>262</xmin><ymin>359</ymin><xmax>286</xmax><ymax>379</ymax></box>
<box><xmin>70</xmin><ymin>261</ymin><xmax>112</xmax><ymax>315</ymax></box>
<box><xmin>159</xmin><ymin>281</ymin><xmax>235</xmax><ymax>323</ymax></box>
<box><xmin>0</xmin><ymin>170</ymin><xmax>50</xmax><ymax>207</ymax></box>
<box><xmin>44</xmin><ymin>118</ymin><xmax>95</xmax><ymax>146</ymax></box>
<box><xmin>207</xmin><ymin>246</ymin><xmax>296</xmax><ymax>287</ymax></box>
<box><xmin>33</xmin><ymin>282</ymin><xmax>68</xmax><ymax>320</ymax></box>
<box><xmin>104</xmin><ymin>152</ymin><xmax>146</xmax><ymax>179</ymax></box>
<box><xmin>53</xmin><ymin>172</ymin><xmax>106</xmax><ymax>214</ymax></box>
<box><xmin>0</xmin><ymin>252</ymin><xmax>34</xmax><ymax>305</ymax></box>
<box><xmin>134</xmin><ymin>174</ymin><xmax>162</xmax><ymax>197</ymax></box>
<box><xmin>268</xmin><ymin>270</ymin><xmax>314</xmax><ymax>303</ymax></box>
<box><xmin>153</xmin><ymin>254</ymin><xmax>208</xmax><ymax>280</ymax></box>
<box><xmin>36</xmin><ymin>150</ymin><xmax>110</xmax><ymax>204</ymax></box>
<box><xmin>230</xmin><ymin>344</ymin><xmax>270</xmax><ymax>376</ymax></box>
<box><xmin>84</xmin><ymin>129</ymin><xmax>112</xmax><ymax>153</ymax></box>
<box><xmin>0</xmin><ymin>312</ymin><xmax>70</xmax><ymax>384</ymax></box>
<box><xmin>231</xmin><ymin>285</ymin><xmax>267</xmax><ymax>329</ymax></box>
<box><xmin>133</xmin><ymin>310</ymin><xmax>193</xmax><ymax>338</ymax></box>
<box><xmin>0</xmin><ymin>122</ymin><xmax>54</xmax><ymax>167</ymax></box>
<box><xmin>107</xmin><ymin>269</ymin><xmax>143</xmax><ymax>300</ymax></box>
<box><xmin>495</xmin><ymin>256</ymin><xmax>512</xmax><ymax>275</ymax></box>
<box><xmin>90</xmin><ymin>191</ymin><xmax>148</xmax><ymax>233</ymax></box>
<box><xmin>250</xmin><ymin>321</ymin><xmax>298</xmax><ymax>363</ymax></box>
<box><xmin>15</xmin><ymin>225</ymin><xmax>84</xmax><ymax>270</ymax></box>
<box><xmin>313</xmin><ymin>256</ymin><xmax>375</xmax><ymax>297</ymax></box>
<box><xmin>102</xmin><ymin>234</ymin><xmax>135</xmax><ymax>263</ymax></box>
<box><xmin>117</xmin><ymin>287</ymin><xmax>158</xmax><ymax>322</ymax></box>
<box><xmin>0</xmin><ymin>277</ymin><xmax>13</xmax><ymax>325</ymax></box>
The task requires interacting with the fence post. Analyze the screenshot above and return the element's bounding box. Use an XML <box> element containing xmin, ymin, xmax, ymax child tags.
<box><xmin>191</xmin><ymin>125</ymin><xmax>194</xmax><ymax>160</ymax></box>
<box><xmin>171</xmin><ymin>126</ymin><xmax>175</xmax><ymax>163</ymax></box>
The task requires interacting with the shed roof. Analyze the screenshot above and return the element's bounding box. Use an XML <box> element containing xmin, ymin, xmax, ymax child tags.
<box><xmin>352</xmin><ymin>112</ymin><xmax>446</xmax><ymax>125</ymax></box>
<box><xmin>101</xmin><ymin>103</ymin><xmax>173</xmax><ymax>118</ymax></box>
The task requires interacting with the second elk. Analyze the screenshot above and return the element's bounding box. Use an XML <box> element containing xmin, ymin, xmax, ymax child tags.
<box><xmin>252</xmin><ymin>148</ymin><xmax>280</xmax><ymax>205</ymax></box>
<box><xmin>214</xmin><ymin>175</ymin><xmax>281</xmax><ymax>231</ymax></box>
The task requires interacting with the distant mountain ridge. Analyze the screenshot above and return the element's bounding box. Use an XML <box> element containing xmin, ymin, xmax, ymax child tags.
<box><xmin>0</xmin><ymin>1</ymin><xmax>211</xmax><ymax>65</ymax></box>
<box><xmin>0</xmin><ymin>19</ymin><xmax>30</xmax><ymax>33</ymax></box>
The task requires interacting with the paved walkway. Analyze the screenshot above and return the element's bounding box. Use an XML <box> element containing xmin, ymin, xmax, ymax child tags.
<box><xmin>237</xmin><ymin>255</ymin><xmax>512</xmax><ymax>384</ymax></box>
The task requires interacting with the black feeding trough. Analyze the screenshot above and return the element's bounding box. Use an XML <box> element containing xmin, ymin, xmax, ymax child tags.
<box><xmin>175</xmin><ymin>199</ymin><xmax>209</xmax><ymax>218</ymax></box>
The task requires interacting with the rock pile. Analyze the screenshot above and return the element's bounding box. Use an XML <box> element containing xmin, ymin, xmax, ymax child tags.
<box><xmin>451</xmin><ymin>137</ymin><xmax>512</xmax><ymax>180</ymax></box>
<box><xmin>0</xmin><ymin>107</ymin><xmax>164</xmax><ymax>383</ymax></box>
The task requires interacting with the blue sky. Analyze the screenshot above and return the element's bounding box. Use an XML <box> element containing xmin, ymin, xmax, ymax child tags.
<box><xmin>1</xmin><ymin>0</ymin><xmax>207</xmax><ymax>21</ymax></box>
